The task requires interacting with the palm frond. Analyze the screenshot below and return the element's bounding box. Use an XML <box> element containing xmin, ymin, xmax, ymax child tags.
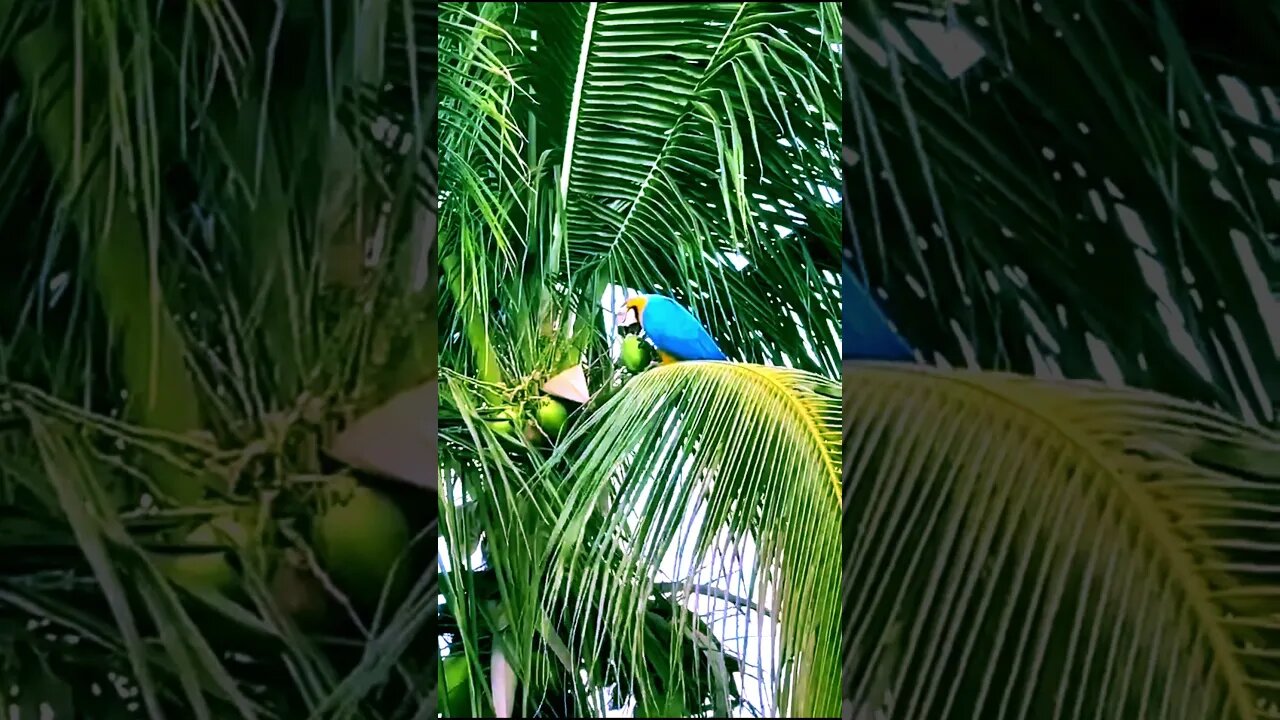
<box><xmin>439</xmin><ymin>2</ymin><xmax>844</xmax><ymax>381</ymax></box>
<box><xmin>0</xmin><ymin>0</ymin><xmax>437</xmax><ymax>715</ymax></box>
<box><xmin>437</xmin><ymin>371</ymin><xmax>571</xmax><ymax>717</ymax></box>
<box><xmin>438</xmin><ymin>4</ymin><xmax>843</xmax><ymax>716</ymax></box>
<box><xmin>437</xmin><ymin>2</ymin><xmax>530</xmax><ymax>384</ymax></box>
<box><xmin>844</xmin><ymin>362</ymin><xmax>1280</xmax><ymax>719</ymax></box>
<box><xmin>843</xmin><ymin>1</ymin><xmax>1280</xmax><ymax>421</ymax></box>
<box><xmin>540</xmin><ymin>362</ymin><xmax>841</xmax><ymax>717</ymax></box>
<box><xmin>557</xmin><ymin>2</ymin><xmax>843</xmax><ymax>374</ymax></box>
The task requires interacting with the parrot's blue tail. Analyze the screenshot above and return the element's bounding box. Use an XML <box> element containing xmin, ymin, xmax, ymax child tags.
<box><xmin>843</xmin><ymin>262</ymin><xmax>915</xmax><ymax>362</ymax></box>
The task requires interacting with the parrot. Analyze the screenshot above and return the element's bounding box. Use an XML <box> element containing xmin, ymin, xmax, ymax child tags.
<box><xmin>617</xmin><ymin>294</ymin><xmax>727</xmax><ymax>364</ymax></box>
<box><xmin>843</xmin><ymin>262</ymin><xmax>915</xmax><ymax>362</ymax></box>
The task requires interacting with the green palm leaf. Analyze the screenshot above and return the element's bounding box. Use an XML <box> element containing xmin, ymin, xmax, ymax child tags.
<box><xmin>843</xmin><ymin>1</ymin><xmax>1280</xmax><ymax>420</ymax></box>
<box><xmin>541</xmin><ymin>362</ymin><xmax>841</xmax><ymax>717</ymax></box>
<box><xmin>844</xmin><ymin>362</ymin><xmax>1280</xmax><ymax>719</ymax></box>
<box><xmin>438</xmin><ymin>3</ymin><xmax>843</xmax><ymax>716</ymax></box>
<box><xmin>0</xmin><ymin>0</ymin><xmax>436</xmax><ymax>716</ymax></box>
<box><xmin>557</xmin><ymin>2</ymin><xmax>843</xmax><ymax>375</ymax></box>
<box><xmin>440</xmin><ymin>1</ymin><xmax>844</xmax><ymax>380</ymax></box>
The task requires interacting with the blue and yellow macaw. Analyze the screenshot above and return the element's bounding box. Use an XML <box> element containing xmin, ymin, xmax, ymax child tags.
<box><xmin>618</xmin><ymin>295</ymin><xmax>727</xmax><ymax>364</ymax></box>
<box><xmin>844</xmin><ymin>262</ymin><xmax>914</xmax><ymax>361</ymax></box>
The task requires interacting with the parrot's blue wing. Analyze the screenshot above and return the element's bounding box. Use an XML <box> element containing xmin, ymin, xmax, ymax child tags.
<box><xmin>643</xmin><ymin>295</ymin><xmax>728</xmax><ymax>361</ymax></box>
<box><xmin>843</xmin><ymin>263</ymin><xmax>915</xmax><ymax>361</ymax></box>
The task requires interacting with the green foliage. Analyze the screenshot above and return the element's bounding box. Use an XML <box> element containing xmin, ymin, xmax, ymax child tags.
<box><xmin>0</xmin><ymin>1</ymin><xmax>437</xmax><ymax>717</ymax></box>
<box><xmin>540</xmin><ymin>363</ymin><xmax>841</xmax><ymax>717</ymax></box>
<box><xmin>843</xmin><ymin>2</ymin><xmax>1280</xmax><ymax>717</ymax></box>
<box><xmin>844</xmin><ymin>0</ymin><xmax>1280</xmax><ymax>421</ymax></box>
<box><xmin>844</xmin><ymin>365</ymin><xmax>1280</xmax><ymax>718</ymax></box>
<box><xmin>439</xmin><ymin>1</ymin><xmax>843</xmax><ymax>716</ymax></box>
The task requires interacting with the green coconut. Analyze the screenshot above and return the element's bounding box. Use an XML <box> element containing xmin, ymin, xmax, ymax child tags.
<box><xmin>488</xmin><ymin>406</ymin><xmax>520</xmax><ymax>436</ymax></box>
<box><xmin>621</xmin><ymin>335</ymin><xmax>653</xmax><ymax>373</ymax></box>
<box><xmin>313</xmin><ymin>484</ymin><xmax>412</xmax><ymax>609</ymax></box>
<box><xmin>536</xmin><ymin>397</ymin><xmax>568</xmax><ymax>438</ymax></box>
<box><xmin>164</xmin><ymin>515</ymin><xmax>247</xmax><ymax>594</ymax></box>
<box><xmin>440</xmin><ymin>654</ymin><xmax>473</xmax><ymax>717</ymax></box>
<box><xmin>270</xmin><ymin>549</ymin><xmax>329</xmax><ymax>628</ymax></box>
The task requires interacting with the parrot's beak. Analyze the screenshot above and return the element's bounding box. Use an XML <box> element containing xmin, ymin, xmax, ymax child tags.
<box><xmin>616</xmin><ymin>306</ymin><xmax>638</xmax><ymax>329</ymax></box>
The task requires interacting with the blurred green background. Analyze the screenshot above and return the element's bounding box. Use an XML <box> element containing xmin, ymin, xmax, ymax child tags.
<box><xmin>0</xmin><ymin>2</ymin><xmax>437</xmax><ymax>718</ymax></box>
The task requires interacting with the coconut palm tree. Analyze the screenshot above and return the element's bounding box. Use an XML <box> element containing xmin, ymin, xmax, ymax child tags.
<box><xmin>0</xmin><ymin>2</ymin><xmax>436</xmax><ymax>717</ymax></box>
<box><xmin>843</xmin><ymin>2</ymin><xmax>1280</xmax><ymax>717</ymax></box>
<box><xmin>437</xmin><ymin>2</ymin><xmax>843</xmax><ymax>717</ymax></box>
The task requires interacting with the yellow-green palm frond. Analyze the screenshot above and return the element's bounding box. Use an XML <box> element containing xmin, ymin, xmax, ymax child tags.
<box><xmin>844</xmin><ymin>363</ymin><xmax>1280</xmax><ymax>719</ymax></box>
<box><xmin>540</xmin><ymin>362</ymin><xmax>841</xmax><ymax>717</ymax></box>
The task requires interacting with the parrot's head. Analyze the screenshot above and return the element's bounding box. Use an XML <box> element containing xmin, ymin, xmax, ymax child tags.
<box><xmin>616</xmin><ymin>295</ymin><xmax>649</xmax><ymax>330</ymax></box>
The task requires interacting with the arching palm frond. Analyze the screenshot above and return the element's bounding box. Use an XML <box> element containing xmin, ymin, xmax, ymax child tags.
<box><xmin>844</xmin><ymin>363</ymin><xmax>1280</xmax><ymax>720</ymax></box>
<box><xmin>540</xmin><ymin>362</ymin><xmax>841</xmax><ymax>718</ymax></box>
